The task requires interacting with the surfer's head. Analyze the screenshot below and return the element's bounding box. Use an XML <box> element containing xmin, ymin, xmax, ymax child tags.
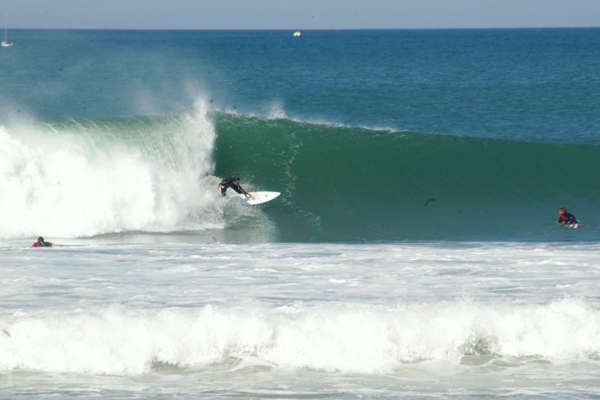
<box><xmin>559</xmin><ymin>208</ymin><xmax>567</xmax><ymax>214</ymax></box>
<box><xmin>37</xmin><ymin>236</ymin><xmax>44</xmax><ymax>243</ymax></box>
<box><xmin>233</xmin><ymin>176</ymin><xmax>240</xmax><ymax>183</ymax></box>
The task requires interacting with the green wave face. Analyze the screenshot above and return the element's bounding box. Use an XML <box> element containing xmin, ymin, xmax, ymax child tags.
<box><xmin>214</xmin><ymin>113</ymin><xmax>600</xmax><ymax>242</ymax></box>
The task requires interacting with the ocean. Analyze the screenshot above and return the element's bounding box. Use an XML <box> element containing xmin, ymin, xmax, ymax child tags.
<box><xmin>0</xmin><ymin>28</ymin><xmax>599</xmax><ymax>398</ymax></box>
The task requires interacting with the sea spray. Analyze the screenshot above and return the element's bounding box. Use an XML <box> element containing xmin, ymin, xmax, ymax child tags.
<box><xmin>0</xmin><ymin>102</ymin><xmax>221</xmax><ymax>238</ymax></box>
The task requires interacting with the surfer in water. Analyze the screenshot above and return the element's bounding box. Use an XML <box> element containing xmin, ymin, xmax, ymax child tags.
<box><xmin>32</xmin><ymin>236</ymin><xmax>55</xmax><ymax>247</ymax></box>
<box><xmin>558</xmin><ymin>208</ymin><xmax>578</xmax><ymax>229</ymax></box>
<box><xmin>216</xmin><ymin>176</ymin><xmax>255</xmax><ymax>200</ymax></box>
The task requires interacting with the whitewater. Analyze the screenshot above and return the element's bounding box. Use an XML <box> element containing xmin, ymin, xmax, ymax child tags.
<box><xmin>0</xmin><ymin>28</ymin><xmax>599</xmax><ymax>399</ymax></box>
<box><xmin>2</xmin><ymin>241</ymin><xmax>600</xmax><ymax>398</ymax></box>
<box><xmin>0</xmin><ymin>104</ymin><xmax>222</xmax><ymax>238</ymax></box>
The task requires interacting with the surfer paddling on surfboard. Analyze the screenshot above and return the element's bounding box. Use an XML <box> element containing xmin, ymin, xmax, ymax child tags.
<box><xmin>558</xmin><ymin>207</ymin><xmax>578</xmax><ymax>229</ymax></box>
<box><xmin>32</xmin><ymin>236</ymin><xmax>55</xmax><ymax>247</ymax></box>
<box><xmin>216</xmin><ymin>176</ymin><xmax>255</xmax><ymax>200</ymax></box>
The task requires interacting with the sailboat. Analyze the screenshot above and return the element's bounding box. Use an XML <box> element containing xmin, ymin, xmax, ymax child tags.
<box><xmin>2</xmin><ymin>13</ymin><xmax>13</xmax><ymax>47</ymax></box>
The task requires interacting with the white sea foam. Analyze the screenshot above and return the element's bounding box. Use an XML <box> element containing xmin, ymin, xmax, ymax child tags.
<box><xmin>0</xmin><ymin>102</ymin><xmax>228</xmax><ymax>239</ymax></box>
<box><xmin>1</xmin><ymin>242</ymin><xmax>600</xmax><ymax>377</ymax></box>
<box><xmin>0</xmin><ymin>299</ymin><xmax>599</xmax><ymax>375</ymax></box>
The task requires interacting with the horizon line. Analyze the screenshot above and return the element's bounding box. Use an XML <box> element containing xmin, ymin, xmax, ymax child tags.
<box><xmin>5</xmin><ymin>26</ymin><xmax>600</xmax><ymax>31</ymax></box>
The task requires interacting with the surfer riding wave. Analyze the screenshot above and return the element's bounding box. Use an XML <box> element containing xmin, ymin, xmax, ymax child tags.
<box><xmin>216</xmin><ymin>176</ymin><xmax>255</xmax><ymax>200</ymax></box>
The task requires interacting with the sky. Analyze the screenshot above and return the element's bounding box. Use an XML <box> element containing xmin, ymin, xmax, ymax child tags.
<box><xmin>2</xmin><ymin>0</ymin><xmax>599</xmax><ymax>30</ymax></box>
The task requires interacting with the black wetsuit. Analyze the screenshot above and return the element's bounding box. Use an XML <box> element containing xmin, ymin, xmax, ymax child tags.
<box><xmin>558</xmin><ymin>212</ymin><xmax>578</xmax><ymax>226</ymax></box>
<box><xmin>219</xmin><ymin>177</ymin><xmax>246</xmax><ymax>196</ymax></box>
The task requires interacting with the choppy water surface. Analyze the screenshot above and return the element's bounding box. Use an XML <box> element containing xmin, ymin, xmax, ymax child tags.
<box><xmin>1</xmin><ymin>241</ymin><xmax>600</xmax><ymax>398</ymax></box>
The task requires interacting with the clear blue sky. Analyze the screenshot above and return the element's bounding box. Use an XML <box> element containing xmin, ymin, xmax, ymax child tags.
<box><xmin>2</xmin><ymin>0</ymin><xmax>599</xmax><ymax>30</ymax></box>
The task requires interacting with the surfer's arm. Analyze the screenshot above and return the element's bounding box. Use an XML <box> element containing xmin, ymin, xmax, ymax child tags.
<box><xmin>215</xmin><ymin>184</ymin><xmax>221</xmax><ymax>197</ymax></box>
<box><xmin>238</xmin><ymin>186</ymin><xmax>255</xmax><ymax>200</ymax></box>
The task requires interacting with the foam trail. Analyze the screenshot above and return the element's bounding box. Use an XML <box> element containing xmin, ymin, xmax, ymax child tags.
<box><xmin>0</xmin><ymin>102</ymin><xmax>219</xmax><ymax>238</ymax></box>
<box><xmin>1</xmin><ymin>299</ymin><xmax>599</xmax><ymax>375</ymax></box>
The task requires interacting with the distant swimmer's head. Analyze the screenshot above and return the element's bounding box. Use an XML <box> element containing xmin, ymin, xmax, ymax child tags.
<box><xmin>559</xmin><ymin>208</ymin><xmax>567</xmax><ymax>214</ymax></box>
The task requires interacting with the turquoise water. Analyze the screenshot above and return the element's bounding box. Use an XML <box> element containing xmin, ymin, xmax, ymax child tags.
<box><xmin>2</xmin><ymin>29</ymin><xmax>599</xmax><ymax>144</ymax></box>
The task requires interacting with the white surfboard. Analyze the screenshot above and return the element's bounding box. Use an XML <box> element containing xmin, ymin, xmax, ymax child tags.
<box><xmin>237</xmin><ymin>191</ymin><xmax>280</xmax><ymax>205</ymax></box>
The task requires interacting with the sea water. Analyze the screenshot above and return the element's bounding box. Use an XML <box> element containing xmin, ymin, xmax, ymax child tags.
<box><xmin>0</xmin><ymin>29</ymin><xmax>599</xmax><ymax>399</ymax></box>
<box><xmin>2</xmin><ymin>241</ymin><xmax>600</xmax><ymax>398</ymax></box>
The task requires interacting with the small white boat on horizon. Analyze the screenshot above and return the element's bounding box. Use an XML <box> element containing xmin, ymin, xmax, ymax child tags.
<box><xmin>293</xmin><ymin>31</ymin><xmax>301</xmax><ymax>37</ymax></box>
<box><xmin>2</xmin><ymin>13</ymin><xmax>14</xmax><ymax>47</ymax></box>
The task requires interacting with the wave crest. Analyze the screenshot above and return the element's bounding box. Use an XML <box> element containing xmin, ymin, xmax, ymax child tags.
<box><xmin>1</xmin><ymin>299</ymin><xmax>599</xmax><ymax>375</ymax></box>
<box><xmin>0</xmin><ymin>103</ymin><xmax>218</xmax><ymax>238</ymax></box>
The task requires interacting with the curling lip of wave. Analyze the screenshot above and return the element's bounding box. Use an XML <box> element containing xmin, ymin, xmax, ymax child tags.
<box><xmin>0</xmin><ymin>106</ymin><xmax>220</xmax><ymax>239</ymax></box>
